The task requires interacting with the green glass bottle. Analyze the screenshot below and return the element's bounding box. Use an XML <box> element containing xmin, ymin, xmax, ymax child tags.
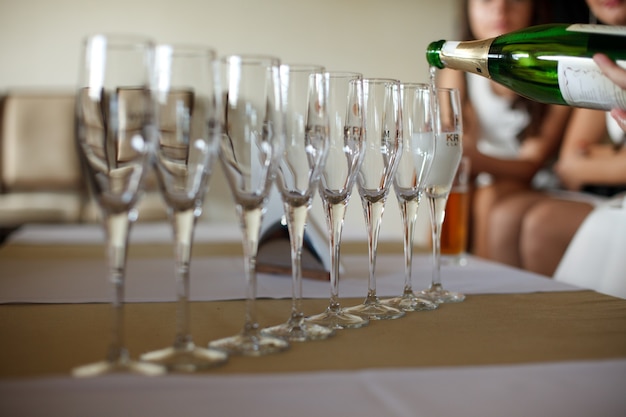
<box><xmin>426</xmin><ymin>24</ymin><xmax>626</xmax><ymax>110</ymax></box>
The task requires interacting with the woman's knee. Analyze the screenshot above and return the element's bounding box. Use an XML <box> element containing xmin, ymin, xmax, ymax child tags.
<box><xmin>486</xmin><ymin>193</ymin><xmax>542</xmax><ymax>264</ymax></box>
<box><xmin>490</xmin><ymin>193</ymin><xmax>540</xmax><ymax>234</ymax></box>
<box><xmin>522</xmin><ymin>200</ymin><xmax>592</xmax><ymax>246</ymax></box>
<box><xmin>521</xmin><ymin>202</ymin><xmax>555</xmax><ymax>243</ymax></box>
<box><xmin>520</xmin><ymin>200</ymin><xmax>592</xmax><ymax>275</ymax></box>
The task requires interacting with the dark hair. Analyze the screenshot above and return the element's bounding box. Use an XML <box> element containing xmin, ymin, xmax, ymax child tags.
<box><xmin>458</xmin><ymin>0</ymin><xmax>553</xmax><ymax>140</ymax></box>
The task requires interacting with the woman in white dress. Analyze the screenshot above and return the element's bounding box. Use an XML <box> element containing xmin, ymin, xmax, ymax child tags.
<box><xmin>490</xmin><ymin>0</ymin><xmax>626</xmax><ymax>277</ymax></box>
<box><xmin>437</xmin><ymin>0</ymin><xmax>572</xmax><ymax>258</ymax></box>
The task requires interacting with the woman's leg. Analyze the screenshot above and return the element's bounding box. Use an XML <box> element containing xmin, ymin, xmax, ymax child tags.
<box><xmin>487</xmin><ymin>191</ymin><xmax>546</xmax><ymax>267</ymax></box>
<box><xmin>471</xmin><ymin>179</ymin><xmax>528</xmax><ymax>258</ymax></box>
<box><xmin>520</xmin><ymin>199</ymin><xmax>593</xmax><ymax>276</ymax></box>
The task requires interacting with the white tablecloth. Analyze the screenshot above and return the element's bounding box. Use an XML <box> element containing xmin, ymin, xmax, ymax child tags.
<box><xmin>2</xmin><ymin>224</ymin><xmax>619</xmax><ymax>417</ymax></box>
<box><xmin>1</xmin><ymin>359</ymin><xmax>625</xmax><ymax>417</ymax></box>
<box><xmin>0</xmin><ymin>253</ymin><xmax>580</xmax><ymax>304</ymax></box>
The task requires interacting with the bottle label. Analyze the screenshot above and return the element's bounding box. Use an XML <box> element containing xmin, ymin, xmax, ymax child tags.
<box><xmin>558</xmin><ymin>58</ymin><xmax>626</xmax><ymax>110</ymax></box>
<box><xmin>567</xmin><ymin>24</ymin><xmax>626</xmax><ymax>36</ymax></box>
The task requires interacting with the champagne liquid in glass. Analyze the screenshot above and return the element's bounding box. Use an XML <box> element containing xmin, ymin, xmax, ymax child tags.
<box><xmin>417</xmin><ymin>85</ymin><xmax>465</xmax><ymax>304</ymax></box>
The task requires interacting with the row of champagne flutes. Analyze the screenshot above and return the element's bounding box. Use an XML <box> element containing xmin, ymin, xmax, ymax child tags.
<box><xmin>72</xmin><ymin>33</ymin><xmax>463</xmax><ymax>377</ymax></box>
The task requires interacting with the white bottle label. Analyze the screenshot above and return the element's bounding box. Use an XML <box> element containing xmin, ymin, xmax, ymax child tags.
<box><xmin>567</xmin><ymin>24</ymin><xmax>626</xmax><ymax>36</ymax></box>
<box><xmin>558</xmin><ymin>57</ymin><xmax>626</xmax><ymax>110</ymax></box>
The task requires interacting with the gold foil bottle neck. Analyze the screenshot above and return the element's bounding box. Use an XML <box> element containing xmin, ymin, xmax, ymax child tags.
<box><xmin>441</xmin><ymin>38</ymin><xmax>493</xmax><ymax>77</ymax></box>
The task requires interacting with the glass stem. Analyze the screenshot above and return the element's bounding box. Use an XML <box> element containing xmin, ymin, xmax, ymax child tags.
<box><xmin>104</xmin><ymin>211</ymin><xmax>132</xmax><ymax>364</ymax></box>
<box><xmin>324</xmin><ymin>200</ymin><xmax>347</xmax><ymax>312</ymax></box>
<box><xmin>238</xmin><ymin>205</ymin><xmax>263</xmax><ymax>336</ymax></box>
<box><xmin>363</xmin><ymin>199</ymin><xmax>385</xmax><ymax>301</ymax></box>
<box><xmin>428</xmin><ymin>195</ymin><xmax>444</xmax><ymax>289</ymax></box>
<box><xmin>284</xmin><ymin>202</ymin><xmax>309</xmax><ymax>324</ymax></box>
<box><xmin>399</xmin><ymin>197</ymin><xmax>419</xmax><ymax>295</ymax></box>
<box><xmin>172</xmin><ymin>208</ymin><xmax>197</xmax><ymax>349</ymax></box>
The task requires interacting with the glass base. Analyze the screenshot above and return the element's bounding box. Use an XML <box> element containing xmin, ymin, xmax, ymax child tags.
<box><xmin>417</xmin><ymin>285</ymin><xmax>465</xmax><ymax>304</ymax></box>
<box><xmin>381</xmin><ymin>292</ymin><xmax>439</xmax><ymax>312</ymax></box>
<box><xmin>306</xmin><ymin>307</ymin><xmax>369</xmax><ymax>330</ymax></box>
<box><xmin>262</xmin><ymin>319</ymin><xmax>336</xmax><ymax>342</ymax></box>
<box><xmin>140</xmin><ymin>343</ymin><xmax>228</xmax><ymax>372</ymax></box>
<box><xmin>344</xmin><ymin>299</ymin><xmax>405</xmax><ymax>320</ymax></box>
<box><xmin>72</xmin><ymin>357</ymin><xmax>165</xmax><ymax>378</ymax></box>
<box><xmin>208</xmin><ymin>332</ymin><xmax>289</xmax><ymax>356</ymax></box>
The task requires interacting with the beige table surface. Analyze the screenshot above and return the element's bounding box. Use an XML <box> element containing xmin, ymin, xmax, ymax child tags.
<box><xmin>2</xmin><ymin>290</ymin><xmax>625</xmax><ymax>378</ymax></box>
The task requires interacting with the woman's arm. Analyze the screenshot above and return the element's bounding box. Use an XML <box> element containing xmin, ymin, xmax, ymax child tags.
<box><xmin>466</xmin><ymin>102</ymin><xmax>570</xmax><ymax>183</ymax></box>
<box><xmin>555</xmin><ymin>108</ymin><xmax>626</xmax><ymax>190</ymax></box>
<box><xmin>492</xmin><ymin>104</ymin><xmax>571</xmax><ymax>182</ymax></box>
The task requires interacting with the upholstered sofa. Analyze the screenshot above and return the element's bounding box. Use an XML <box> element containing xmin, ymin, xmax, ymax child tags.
<box><xmin>0</xmin><ymin>89</ymin><xmax>411</xmax><ymax>251</ymax></box>
<box><xmin>0</xmin><ymin>90</ymin><xmax>170</xmax><ymax>230</ymax></box>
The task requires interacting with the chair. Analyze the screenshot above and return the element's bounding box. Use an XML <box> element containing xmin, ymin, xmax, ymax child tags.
<box><xmin>0</xmin><ymin>90</ymin><xmax>169</xmax><ymax>230</ymax></box>
<box><xmin>0</xmin><ymin>91</ymin><xmax>85</xmax><ymax>227</ymax></box>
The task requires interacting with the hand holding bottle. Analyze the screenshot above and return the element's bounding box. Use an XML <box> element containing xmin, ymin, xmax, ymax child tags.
<box><xmin>594</xmin><ymin>53</ymin><xmax>626</xmax><ymax>132</ymax></box>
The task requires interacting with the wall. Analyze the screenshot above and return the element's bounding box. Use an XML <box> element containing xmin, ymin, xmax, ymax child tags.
<box><xmin>0</xmin><ymin>0</ymin><xmax>460</xmax><ymax>245</ymax></box>
<box><xmin>0</xmin><ymin>0</ymin><xmax>458</xmax><ymax>88</ymax></box>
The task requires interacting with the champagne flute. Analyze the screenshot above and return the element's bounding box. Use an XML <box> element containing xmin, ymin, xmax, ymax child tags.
<box><xmin>262</xmin><ymin>64</ymin><xmax>335</xmax><ymax>342</ymax></box>
<box><xmin>208</xmin><ymin>55</ymin><xmax>289</xmax><ymax>355</ymax></box>
<box><xmin>382</xmin><ymin>83</ymin><xmax>438</xmax><ymax>312</ymax></box>
<box><xmin>140</xmin><ymin>45</ymin><xmax>228</xmax><ymax>371</ymax></box>
<box><xmin>306</xmin><ymin>71</ymin><xmax>368</xmax><ymax>330</ymax></box>
<box><xmin>417</xmin><ymin>87</ymin><xmax>464</xmax><ymax>303</ymax></box>
<box><xmin>73</xmin><ymin>34</ymin><xmax>164</xmax><ymax>377</ymax></box>
<box><xmin>343</xmin><ymin>78</ymin><xmax>404</xmax><ymax>320</ymax></box>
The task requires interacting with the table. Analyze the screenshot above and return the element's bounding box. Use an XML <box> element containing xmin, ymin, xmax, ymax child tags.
<box><xmin>2</xmin><ymin>292</ymin><xmax>626</xmax><ymax>376</ymax></box>
<box><xmin>1</xmin><ymin>228</ymin><xmax>625</xmax><ymax>417</ymax></box>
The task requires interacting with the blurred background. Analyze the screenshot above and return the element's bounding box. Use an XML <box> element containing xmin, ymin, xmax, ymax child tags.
<box><xmin>0</xmin><ymin>0</ymin><xmax>592</xmax><ymax>248</ymax></box>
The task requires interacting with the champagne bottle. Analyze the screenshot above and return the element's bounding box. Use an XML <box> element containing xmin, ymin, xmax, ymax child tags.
<box><xmin>426</xmin><ymin>24</ymin><xmax>626</xmax><ymax>110</ymax></box>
